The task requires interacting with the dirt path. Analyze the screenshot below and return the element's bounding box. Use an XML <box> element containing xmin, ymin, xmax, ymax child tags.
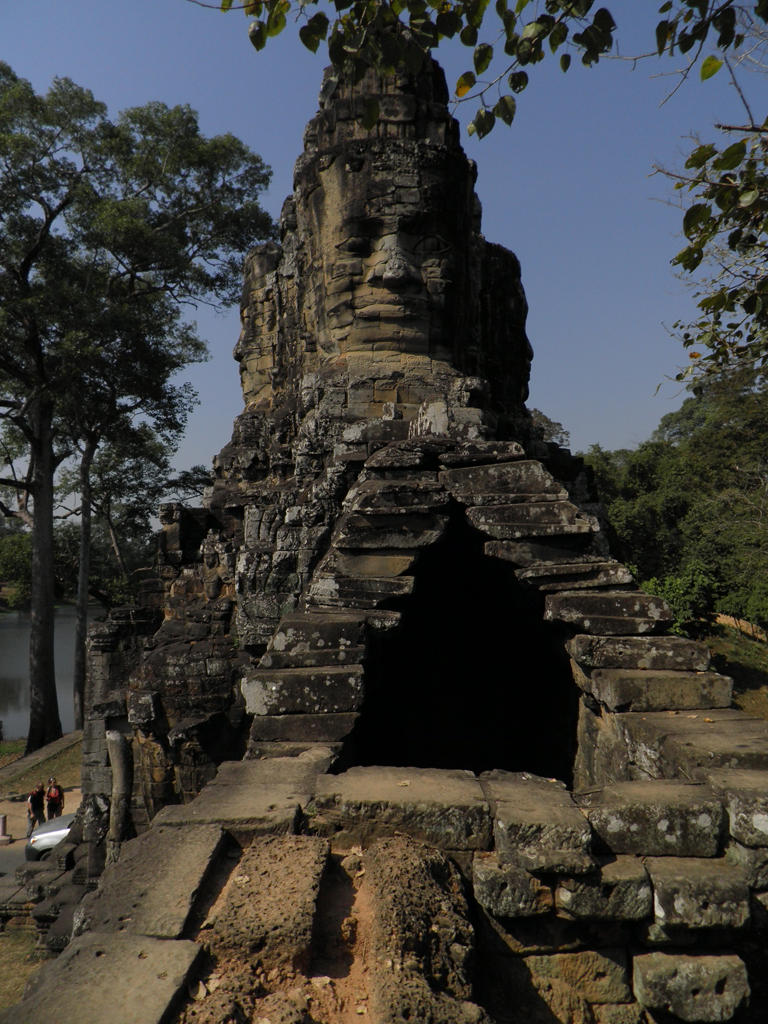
<box><xmin>304</xmin><ymin>849</ymin><xmax>375</xmax><ymax>1024</ymax></box>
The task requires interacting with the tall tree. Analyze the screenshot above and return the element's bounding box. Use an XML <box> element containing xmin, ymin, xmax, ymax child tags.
<box><xmin>0</xmin><ymin>63</ymin><xmax>274</xmax><ymax>751</ymax></box>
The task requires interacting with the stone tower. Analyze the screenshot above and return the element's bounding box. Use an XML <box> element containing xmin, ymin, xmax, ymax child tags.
<box><xmin>32</xmin><ymin>59</ymin><xmax>763</xmax><ymax>1024</ymax></box>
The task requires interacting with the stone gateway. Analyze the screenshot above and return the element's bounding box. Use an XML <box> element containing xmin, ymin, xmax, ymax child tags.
<box><xmin>4</xmin><ymin>59</ymin><xmax>768</xmax><ymax>1024</ymax></box>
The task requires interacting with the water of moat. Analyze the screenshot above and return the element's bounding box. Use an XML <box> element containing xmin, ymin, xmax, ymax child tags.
<box><xmin>0</xmin><ymin>606</ymin><xmax>98</xmax><ymax>739</ymax></box>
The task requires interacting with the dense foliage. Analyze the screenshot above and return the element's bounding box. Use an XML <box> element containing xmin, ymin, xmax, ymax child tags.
<box><xmin>582</xmin><ymin>364</ymin><xmax>768</xmax><ymax>633</ymax></box>
<box><xmin>0</xmin><ymin>63</ymin><xmax>273</xmax><ymax>749</ymax></box>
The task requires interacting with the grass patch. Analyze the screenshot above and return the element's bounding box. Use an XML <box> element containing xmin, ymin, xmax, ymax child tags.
<box><xmin>700</xmin><ymin>624</ymin><xmax>768</xmax><ymax>721</ymax></box>
<box><xmin>0</xmin><ymin>929</ymin><xmax>41</xmax><ymax>1009</ymax></box>
<box><xmin>0</xmin><ymin>740</ymin><xmax>25</xmax><ymax>773</ymax></box>
<box><xmin>0</xmin><ymin>740</ymin><xmax>82</xmax><ymax>799</ymax></box>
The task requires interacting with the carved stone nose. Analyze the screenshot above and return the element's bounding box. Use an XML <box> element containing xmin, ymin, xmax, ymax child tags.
<box><xmin>381</xmin><ymin>250</ymin><xmax>419</xmax><ymax>289</ymax></box>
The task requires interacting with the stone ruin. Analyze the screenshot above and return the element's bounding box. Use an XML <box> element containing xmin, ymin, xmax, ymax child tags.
<box><xmin>4</xmin><ymin>59</ymin><xmax>768</xmax><ymax>1024</ymax></box>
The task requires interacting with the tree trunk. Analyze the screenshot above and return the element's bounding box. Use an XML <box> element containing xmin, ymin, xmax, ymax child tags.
<box><xmin>26</xmin><ymin>396</ymin><xmax>63</xmax><ymax>754</ymax></box>
<box><xmin>73</xmin><ymin>440</ymin><xmax>96</xmax><ymax>731</ymax></box>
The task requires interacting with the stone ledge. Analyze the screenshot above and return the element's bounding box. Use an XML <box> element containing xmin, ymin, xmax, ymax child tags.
<box><xmin>571</xmin><ymin>662</ymin><xmax>733</xmax><ymax>713</ymax></box>
<box><xmin>314</xmin><ymin>766</ymin><xmax>493</xmax><ymax>850</ymax></box>
<box><xmin>0</xmin><ymin>932</ymin><xmax>202</xmax><ymax>1024</ymax></box>
<box><xmin>567</xmin><ymin>635</ymin><xmax>711</xmax><ymax>672</ymax></box>
<box><xmin>576</xmin><ymin>780</ymin><xmax>725</xmax><ymax>857</ymax></box>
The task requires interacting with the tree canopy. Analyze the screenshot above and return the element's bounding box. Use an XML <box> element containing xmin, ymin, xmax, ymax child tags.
<box><xmin>582</xmin><ymin>363</ymin><xmax>768</xmax><ymax>634</ymax></box>
<box><xmin>0</xmin><ymin>63</ymin><xmax>275</xmax><ymax>750</ymax></box>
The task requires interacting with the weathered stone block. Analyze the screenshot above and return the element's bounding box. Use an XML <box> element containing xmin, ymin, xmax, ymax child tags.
<box><xmin>567</xmin><ymin>635</ymin><xmax>711</xmax><ymax>672</ymax></box>
<box><xmin>646</xmin><ymin>856</ymin><xmax>750</xmax><ymax>930</ymax></box>
<box><xmin>633</xmin><ymin>952</ymin><xmax>749</xmax><ymax>1022</ymax></box>
<box><xmin>267</xmin><ymin>612</ymin><xmax>366</xmax><ymax>653</ymax></box>
<box><xmin>77</xmin><ymin>825</ymin><xmax>226</xmax><ymax>939</ymax></box>
<box><xmin>555</xmin><ymin>855</ymin><xmax>652</xmax><ymax>920</ymax></box>
<box><xmin>484</xmin><ymin>538</ymin><xmax>602</xmax><ymax>567</ymax></box>
<box><xmin>467</xmin><ymin>502</ymin><xmax>591</xmax><ymax>539</ymax></box>
<box><xmin>438</xmin><ymin>440</ymin><xmax>525</xmax><ymax>466</ymax></box>
<box><xmin>334</xmin><ymin>511</ymin><xmax>448</xmax><ymax>548</ymax></box>
<box><xmin>546</xmin><ymin>590</ymin><xmax>673</xmax><ymax>635</ymax></box>
<box><xmin>307</xmin><ymin>573</ymin><xmax>415</xmax><ymax>608</ymax></box>
<box><xmin>258</xmin><ymin>644</ymin><xmax>366</xmax><ymax>669</ymax></box>
<box><xmin>316</xmin><ymin>548</ymin><xmax>417</xmax><ymax>578</ymax></box>
<box><xmin>615</xmin><ymin>709</ymin><xmax>768</xmax><ymax>777</ymax></box>
<box><xmin>724</xmin><ymin>839</ymin><xmax>768</xmax><ymax>888</ymax></box>
<box><xmin>211</xmin><ymin>834</ymin><xmax>328</xmax><ymax>972</ymax></box>
<box><xmin>241</xmin><ymin>664</ymin><xmax>365</xmax><ymax>715</ymax></box>
<box><xmin>702</xmin><ymin>768</ymin><xmax>768</xmax><ymax>847</ymax></box>
<box><xmin>440</xmin><ymin>460</ymin><xmax>565</xmax><ymax>499</ymax></box>
<box><xmin>481</xmin><ymin>771</ymin><xmax>593</xmax><ymax>871</ymax></box>
<box><xmin>344</xmin><ymin>479</ymin><xmax>449</xmax><ymax>513</ymax></box>
<box><xmin>572</xmin><ymin>662</ymin><xmax>733</xmax><ymax>713</ymax></box>
<box><xmin>314</xmin><ymin>766</ymin><xmax>492</xmax><ymax>849</ymax></box>
<box><xmin>517</xmin><ymin>561</ymin><xmax>633</xmax><ymax>591</ymax></box>
<box><xmin>0</xmin><ymin>932</ymin><xmax>202</xmax><ymax>1024</ymax></box>
<box><xmin>524</xmin><ymin>948</ymin><xmax>632</xmax><ymax>1004</ymax></box>
<box><xmin>577</xmin><ymin>781</ymin><xmax>725</xmax><ymax>857</ymax></box>
<box><xmin>593</xmin><ymin>1005</ymin><xmax>645</xmax><ymax>1024</ymax></box>
<box><xmin>472</xmin><ymin>853</ymin><xmax>553</xmax><ymax>917</ymax></box>
<box><xmin>248</xmin><ymin>712</ymin><xmax>359</xmax><ymax>743</ymax></box>
<box><xmin>151</xmin><ymin>757</ymin><xmax>326</xmax><ymax>835</ymax></box>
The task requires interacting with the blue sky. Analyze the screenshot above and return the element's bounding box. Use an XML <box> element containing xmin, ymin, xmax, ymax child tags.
<box><xmin>2</xmin><ymin>1</ymin><xmax>751</xmax><ymax>463</ymax></box>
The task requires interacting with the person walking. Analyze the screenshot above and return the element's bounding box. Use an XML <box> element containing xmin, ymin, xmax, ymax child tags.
<box><xmin>45</xmin><ymin>777</ymin><xmax>64</xmax><ymax>819</ymax></box>
<box><xmin>26</xmin><ymin>782</ymin><xmax>46</xmax><ymax>838</ymax></box>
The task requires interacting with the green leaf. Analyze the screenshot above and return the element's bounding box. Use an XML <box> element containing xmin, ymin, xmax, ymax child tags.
<box><xmin>658</xmin><ymin>2</ymin><xmax>672</xmax><ymax>12</ymax></box>
<box><xmin>700</xmin><ymin>55</ymin><xmax>723</xmax><ymax>81</ymax></box>
<box><xmin>514</xmin><ymin>0</ymin><xmax>530</xmax><ymax>11</ymax></box>
<box><xmin>469</xmin><ymin>107</ymin><xmax>496</xmax><ymax>139</ymax></box>
<box><xmin>474</xmin><ymin>43</ymin><xmax>494</xmax><ymax>74</ymax></box>
<box><xmin>560</xmin><ymin>52</ymin><xmax>571</xmax><ymax>72</ymax></box>
<box><xmin>220</xmin><ymin>0</ymin><xmax>234</xmax><ymax>10</ymax></box>
<box><xmin>521</xmin><ymin>19</ymin><xmax>544</xmax><ymax>40</ymax></box>
<box><xmin>379</xmin><ymin>32</ymin><xmax>403</xmax><ymax>66</ymax></box>
<box><xmin>495</xmin><ymin>0</ymin><xmax>507</xmax><ymax>16</ymax></box>
<box><xmin>549</xmin><ymin>21</ymin><xmax>568</xmax><ymax>52</ymax></box>
<box><xmin>673</xmin><ymin>245</ymin><xmax>704</xmax><ymax>272</ymax></box>
<box><xmin>456</xmin><ymin>71</ymin><xmax>477</xmax><ymax>97</ymax></box>
<box><xmin>248</xmin><ymin>20</ymin><xmax>268</xmax><ymax>49</ymax></box>
<box><xmin>266</xmin><ymin>4</ymin><xmax>287</xmax><ymax>36</ymax></box>
<box><xmin>739</xmin><ymin>190</ymin><xmax>760</xmax><ymax>207</ymax></box>
<box><xmin>460</xmin><ymin>24</ymin><xmax>479</xmax><ymax>45</ymax></box>
<box><xmin>713</xmin><ymin>141</ymin><xmax>747</xmax><ymax>172</ymax></box>
<box><xmin>655</xmin><ymin>19</ymin><xmax>669</xmax><ymax>54</ymax></box>
<box><xmin>507</xmin><ymin>70</ymin><xmax>528</xmax><ymax>91</ymax></box>
<box><xmin>683</xmin><ymin>203</ymin><xmax>712</xmax><ymax>238</ymax></box>
<box><xmin>502</xmin><ymin>9</ymin><xmax>517</xmax><ymax>37</ymax></box>
<box><xmin>242</xmin><ymin>0</ymin><xmax>262</xmax><ymax>13</ymax></box>
<box><xmin>436</xmin><ymin>9</ymin><xmax>461</xmax><ymax>36</ymax></box>
<box><xmin>685</xmin><ymin>143</ymin><xmax>716</xmax><ymax>170</ymax></box>
<box><xmin>494</xmin><ymin>94</ymin><xmax>516</xmax><ymax>125</ymax></box>
<box><xmin>358</xmin><ymin>98</ymin><xmax>380</xmax><ymax>132</ymax></box>
<box><xmin>299</xmin><ymin>24</ymin><xmax>321</xmax><ymax>51</ymax></box>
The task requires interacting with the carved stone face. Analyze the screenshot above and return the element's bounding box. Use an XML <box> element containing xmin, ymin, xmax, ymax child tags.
<box><xmin>301</xmin><ymin>145</ymin><xmax>473</xmax><ymax>365</ymax></box>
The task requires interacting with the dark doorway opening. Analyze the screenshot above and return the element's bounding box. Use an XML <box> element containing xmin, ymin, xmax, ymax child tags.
<box><xmin>335</xmin><ymin>510</ymin><xmax>578</xmax><ymax>783</ymax></box>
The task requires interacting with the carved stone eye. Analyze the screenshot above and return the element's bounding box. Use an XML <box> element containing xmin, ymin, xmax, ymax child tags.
<box><xmin>336</xmin><ymin>236</ymin><xmax>371</xmax><ymax>256</ymax></box>
<box><xmin>412</xmin><ymin>235</ymin><xmax>451</xmax><ymax>255</ymax></box>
